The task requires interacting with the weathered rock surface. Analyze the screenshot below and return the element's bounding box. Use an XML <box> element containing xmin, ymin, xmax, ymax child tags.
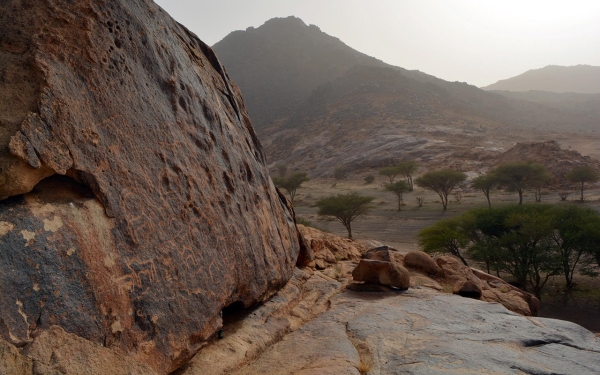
<box><xmin>181</xmin><ymin>268</ymin><xmax>343</xmax><ymax>375</ymax></box>
<box><xmin>493</xmin><ymin>140</ymin><xmax>600</xmax><ymax>187</ymax></box>
<box><xmin>0</xmin><ymin>1</ymin><xmax>299</xmax><ymax>373</ymax></box>
<box><xmin>352</xmin><ymin>259</ymin><xmax>410</xmax><ymax>290</ymax></box>
<box><xmin>403</xmin><ymin>250</ymin><xmax>443</xmax><ymax>277</ymax></box>
<box><xmin>23</xmin><ymin>326</ymin><xmax>159</xmax><ymax>375</ymax></box>
<box><xmin>363</xmin><ymin>245</ymin><xmax>404</xmax><ymax>263</ymax></box>
<box><xmin>298</xmin><ymin>224</ymin><xmax>378</xmax><ymax>269</ymax></box>
<box><xmin>230</xmin><ymin>290</ymin><xmax>600</xmax><ymax>375</ymax></box>
<box><xmin>436</xmin><ymin>255</ymin><xmax>539</xmax><ymax>316</ymax></box>
<box><xmin>1</xmin><ymin>336</ymin><xmax>32</xmax><ymax>375</ymax></box>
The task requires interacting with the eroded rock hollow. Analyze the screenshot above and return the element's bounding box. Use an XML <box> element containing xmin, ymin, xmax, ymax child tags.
<box><xmin>0</xmin><ymin>0</ymin><xmax>299</xmax><ymax>372</ymax></box>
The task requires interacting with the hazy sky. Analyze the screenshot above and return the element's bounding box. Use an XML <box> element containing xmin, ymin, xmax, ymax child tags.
<box><xmin>154</xmin><ymin>0</ymin><xmax>600</xmax><ymax>87</ymax></box>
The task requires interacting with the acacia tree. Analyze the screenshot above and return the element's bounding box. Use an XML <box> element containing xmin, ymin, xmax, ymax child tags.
<box><xmin>566</xmin><ymin>165</ymin><xmax>599</xmax><ymax>202</ymax></box>
<box><xmin>272</xmin><ymin>172</ymin><xmax>309</xmax><ymax>203</ymax></box>
<box><xmin>316</xmin><ymin>192</ymin><xmax>374</xmax><ymax>239</ymax></box>
<box><xmin>500</xmin><ymin>205</ymin><xmax>560</xmax><ymax>297</ymax></box>
<box><xmin>530</xmin><ymin>165</ymin><xmax>551</xmax><ymax>202</ymax></box>
<box><xmin>385</xmin><ymin>180</ymin><xmax>410</xmax><ymax>211</ymax></box>
<box><xmin>471</xmin><ymin>173</ymin><xmax>497</xmax><ymax>208</ymax></box>
<box><xmin>551</xmin><ymin>206</ymin><xmax>600</xmax><ymax>288</ymax></box>
<box><xmin>415</xmin><ymin>169</ymin><xmax>466</xmax><ymax>211</ymax></box>
<box><xmin>396</xmin><ymin>161</ymin><xmax>418</xmax><ymax>191</ymax></box>
<box><xmin>417</xmin><ymin>217</ymin><xmax>470</xmax><ymax>266</ymax></box>
<box><xmin>493</xmin><ymin>162</ymin><xmax>549</xmax><ymax>205</ymax></box>
<box><xmin>378</xmin><ymin>166</ymin><xmax>400</xmax><ymax>183</ymax></box>
<box><xmin>420</xmin><ymin>204</ymin><xmax>600</xmax><ymax>299</ymax></box>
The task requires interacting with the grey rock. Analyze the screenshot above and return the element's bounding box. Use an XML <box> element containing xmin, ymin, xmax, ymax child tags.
<box><xmin>230</xmin><ymin>289</ymin><xmax>600</xmax><ymax>375</ymax></box>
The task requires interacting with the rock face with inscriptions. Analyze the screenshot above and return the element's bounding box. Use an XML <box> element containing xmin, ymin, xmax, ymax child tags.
<box><xmin>0</xmin><ymin>0</ymin><xmax>299</xmax><ymax>373</ymax></box>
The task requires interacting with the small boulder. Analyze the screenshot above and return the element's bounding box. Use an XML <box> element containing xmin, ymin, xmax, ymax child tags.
<box><xmin>365</xmin><ymin>246</ymin><xmax>391</xmax><ymax>261</ymax></box>
<box><xmin>352</xmin><ymin>259</ymin><xmax>410</xmax><ymax>290</ymax></box>
<box><xmin>453</xmin><ymin>281</ymin><xmax>482</xmax><ymax>299</ymax></box>
<box><xmin>403</xmin><ymin>251</ymin><xmax>443</xmax><ymax>277</ymax></box>
<box><xmin>364</xmin><ymin>245</ymin><xmax>404</xmax><ymax>263</ymax></box>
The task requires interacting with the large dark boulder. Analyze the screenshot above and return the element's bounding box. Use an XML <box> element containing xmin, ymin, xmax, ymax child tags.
<box><xmin>0</xmin><ymin>0</ymin><xmax>299</xmax><ymax>373</ymax></box>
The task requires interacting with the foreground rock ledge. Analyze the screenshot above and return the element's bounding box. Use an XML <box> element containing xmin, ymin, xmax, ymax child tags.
<box><xmin>230</xmin><ymin>289</ymin><xmax>600</xmax><ymax>375</ymax></box>
<box><xmin>0</xmin><ymin>1</ymin><xmax>299</xmax><ymax>373</ymax></box>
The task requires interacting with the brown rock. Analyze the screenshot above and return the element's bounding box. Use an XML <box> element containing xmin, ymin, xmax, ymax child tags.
<box><xmin>0</xmin><ymin>337</ymin><xmax>32</xmax><ymax>375</ymax></box>
<box><xmin>472</xmin><ymin>269</ymin><xmax>539</xmax><ymax>316</ymax></box>
<box><xmin>403</xmin><ymin>251</ymin><xmax>443</xmax><ymax>277</ymax></box>
<box><xmin>435</xmin><ymin>256</ymin><xmax>537</xmax><ymax>316</ymax></box>
<box><xmin>352</xmin><ymin>259</ymin><xmax>410</xmax><ymax>290</ymax></box>
<box><xmin>453</xmin><ymin>281</ymin><xmax>482</xmax><ymax>299</ymax></box>
<box><xmin>298</xmin><ymin>225</ymin><xmax>368</xmax><ymax>264</ymax></box>
<box><xmin>364</xmin><ymin>245</ymin><xmax>403</xmax><ymax>263</ymax></box>
<box><xmin>0</xmin><ymin>1</ymin><xmax>299</xmax><ymax>373</ymax></box>
<box><xmin>23</xmin><ymin>326</ymin><xmax>158</xmax><ymax>375</ymax></box>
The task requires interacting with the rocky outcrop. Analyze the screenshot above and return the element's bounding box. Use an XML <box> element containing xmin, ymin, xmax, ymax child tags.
<box><xmin>0</xmin><ymin>1</ymin><xmax>299</xmax><ymax>373</ymax></box>
<box><xmin>352</xmin><ymin>259</ymin><xmax>410</xmax><ymax>290</ymax></box>
<box><xmin>403</xmin><ymin>250</ymin><xmax>443</xmax><ymax>277</ymax></box>
<box><xmin>23</xmin><ymin>326</ymin><xmax>159</xmax><ymax>375</ymax></box>
<box><xmin>435</xmin><ymin>255</ymin><xmax>539</xmax><ymax>316</ymax></box>
<box><xmin>181</xmin><ymin>268</ymin><xmax>344</xmax><ymax>375</ymax></box>
<box><xmin>1</xmin><ymin>337</ymin><xmax>32</xmax><ymax>375</ymax></box>
<box><xmin>297</xmin><ymin>224</ymin><xmax>378</xmax><ymax>269</ymax></box>
<box><xmin>493</xmin><ymin>140</ymin><xmax>600</xmax><ymax>186</ymax></box>
<box><xmin>179</xmin><ymin>233</ymin><xmax>598</xmax><ymax>374</ymax></box>
<box><xmin>229</xmin><ymin>289</ymin><xmax>600</xmax><ymax>375</ymax></box>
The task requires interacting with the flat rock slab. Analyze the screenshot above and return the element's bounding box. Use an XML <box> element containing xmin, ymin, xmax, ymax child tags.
<box><xmin>232</xmin><ymin>289</ymin><xmax>600</xmax><ymax>375</ymax></box>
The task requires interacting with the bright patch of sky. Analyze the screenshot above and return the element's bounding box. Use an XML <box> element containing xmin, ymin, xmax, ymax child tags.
<box><xmin>154</xmin><ymin>0</ymin><xmax>600</xmax><ymax>87</ymax></box>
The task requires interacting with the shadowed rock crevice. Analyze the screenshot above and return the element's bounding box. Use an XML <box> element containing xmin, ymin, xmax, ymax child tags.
<box><xmin>345</xmin><ymin>322</ymin><xmax>375</xmax><ymax>375</ymax></box>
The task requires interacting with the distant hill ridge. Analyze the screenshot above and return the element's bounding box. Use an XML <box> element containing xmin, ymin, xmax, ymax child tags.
<box><xmin>213</xmin><ymin>16</ymin><xmax>389</xmax><ymax>126</ymax></box>
<box><xmin>483</xmin><ymin>65</ymin><xmax>600</xmax><ymax>94</ymax></box>
<box><xmin>213</xmin><ymin>16</ymin><xmax>600</xmax><ymax>175</ymax></box>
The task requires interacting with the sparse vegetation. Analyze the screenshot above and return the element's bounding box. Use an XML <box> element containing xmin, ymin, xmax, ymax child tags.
<box><xmin>273</xmin><ymin>172</ymin><xmax>309</xmax><ymax>203</ymax></box>
<box><xmin>378</xmin><ymin>166</ymin><xmax>400</xmax><ymax>183</ymax></box>
<box><xmin>453</xmin><ymin>190</ymin><xmax>462</xmax><ymax>203</ymax></box>
<box><xmin>316</xmin><ymin>192</ymin><xmax>374</xmax><ymax>239</ymax></box>
<box><xmin>471</xmin><ymin>173</ymin><xmax>497</xmax><ymax>208</ymax></box>
<box><xmin>418</xmin><ymin>217</ymin><xmax>470</xmax><ymax>266</ymax></box>
<box><xmin>396</xmin><ymin>161</ymin><xmax>418</xmax><ymax>191</ymax></box>
<box><xmin>384</xmin><ymin>180</ymin><xmax>410</xmax><ymax>211</ymax></box>
<box><xmin>364</xmin><ymin>175</ymin><xmax>375</xmax><ymax>184</ymax></box>
<box><xmin>418</xmin><ymin>204</ymin><xmax>600</xmax><ymax>298</ymax></box>
<box><xmin>566</xmin><ymin>165</ymin><xmax>599</xmax><ymax>202</ymax></box>
<box><xmin>492</xmin><ymin>162</ymin><xmax>549</xmax><ymax>205</ymax></box>
<box><xmin>295</xmin><ymin>217</ymin><xmax>312</xmax><ymax>227</ymax></box>
<box><xmin>415</xmin><ymin>195</ymin><xmax>424</xmax><ymax>207</ymax></box>
<box><xmin>415</xmin><ymin>169</ymin><xmax>467</xmax><ymax>211</ymax></box>
<box><xmin>358</xmin><ymin>358</ymin><xmax>372</xmax><ymax>374</ymax></box>
<box><xmin>334</xmin><ymin>166</ymin><xmax>348</xmax><ymax>180</ymax></box>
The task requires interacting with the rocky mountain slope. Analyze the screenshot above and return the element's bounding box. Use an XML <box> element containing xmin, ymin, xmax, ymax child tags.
<box><xmin>492</xmin><ymin>140</ymin><xmax>600</xmax><ymax>186</ymax></box>
<box><xmin>491</xmin><ymin>90</ymin><xmax>600</xmax><ymax>128</ymax></box>
<box><xmin>0</xmin><ymin>1</ymin><xmax>299</xmax><ymax>373</ymax></box>
<box><xmin>214</xmin><ymin>17</ymin><xmax>600</xmax><ymax>175</ymax></box>
<box><xmin>483</xmin><ymin>65</ymin><xmax>600</xmax><ymax>93</ymax></box>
